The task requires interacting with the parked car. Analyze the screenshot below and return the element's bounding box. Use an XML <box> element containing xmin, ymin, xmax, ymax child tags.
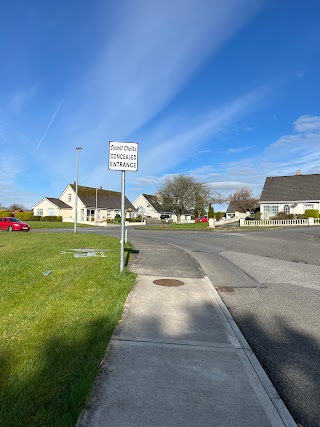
<box><xmin>195</xmin><ymin>216</ymin><xmax>208</xmax><ymax>223</ymax></box>
<box><xmin>245</xmin><ymin>216</ymin><xmax>255</xmax><ymax>221</ymax></box>
<box><xmin>0</xmin><ymin>217</ymin><xmax>30</xmax><ymax>232</ymax></box>
<box><xmin>160</xmin><ymin>214</ymin><xmax>171</xmax><ymax>220</ymax></box>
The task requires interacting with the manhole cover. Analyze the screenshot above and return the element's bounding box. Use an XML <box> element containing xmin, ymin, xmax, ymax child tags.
<box><xmin>153</xmin><ymin>279</ymin><xmax>184</xmax><ymax>287</ymax></box>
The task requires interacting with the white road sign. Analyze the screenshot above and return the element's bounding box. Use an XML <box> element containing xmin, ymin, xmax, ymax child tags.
<box><xmin>109</xmin><ymin>141</ymin><xmax>138</xmax><ymax>172</ymax></box>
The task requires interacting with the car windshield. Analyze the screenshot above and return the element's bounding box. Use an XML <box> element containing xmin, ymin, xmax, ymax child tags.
<box><xmin>9</xmin><ymin>218</ymin><xmax>21</xmax><ymax>223</ymax></box>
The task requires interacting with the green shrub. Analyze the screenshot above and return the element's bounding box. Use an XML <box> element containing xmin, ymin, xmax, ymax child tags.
<box><xmin>44</xmin><ymin>216</ymin><xmax>58</xmax><ymax>222</ymax></box>
<box><xmin>208</xmin><ymin>205</ymin><xmax>214</xmax><ymax>219</ymax></box>
<box><xmin>30</xmin><ymin>215</ymin><xmax>42</xmax><ymax>221</ymax></box>
<box><xmin>252</xmin><ymin>212</ymin><xmax>262</xmax><ymax>220</ymax></box>
<box><xmin>275</xmin><ymin>212</ymin><xmax>294</xmax><ymax>220</ymax></box>
<box><xmin>215</xmin><ymin>212</ymin><xmax>225</xmax><ymax>220</ymax></box>
<box><xmin>15</xmin><ymin>211</ymin><xmax>34</xmax><ymax>221</ymax></box>
<box><xmin>57</xmin><ymin>216</ymin><xmax>63</xmax><ymax>222</ymax></box>
<box><xmin>304</xmin><ymin>209</ymin><xmax>319</xmax><ymax>218</ymax></box>
<box><xmin>0</xmin><ymin>211</ymin><xmax>11</xmax><ymax>217</ymax></box>
<box><xmin>114</xmin><ymin>214</ymin><xmax>121</xmax><ymax>223</ymax></box>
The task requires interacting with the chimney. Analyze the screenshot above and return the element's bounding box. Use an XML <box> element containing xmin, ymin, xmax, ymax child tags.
<box><xmin>100</xmin><ymin>186</ymin><xmax>102</xmax><ymax>189</ymax></box>
<box><xmin>296</xmin><ymin>170</ymin><xmax>302</xmax><ymax>175</ymax></box>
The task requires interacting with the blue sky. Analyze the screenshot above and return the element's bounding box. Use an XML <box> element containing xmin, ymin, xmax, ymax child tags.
<box><xmin>1</xmin><ymin>0</ymin><xmax>320</xmax><ymax>209</ymax></box>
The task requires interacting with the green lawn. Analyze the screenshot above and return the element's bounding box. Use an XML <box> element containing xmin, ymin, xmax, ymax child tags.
<box><xmin>142</xmin><ymin>222</ymin><xmax>236</xmax><ymax>231</ymax></box>
<box><xmin>0</xmin><ymin>232</ymin><xmax>136</xmax><ymax>427</ymax></box>
<box><xmin>25</xmin><ymin>221</ymin><xmax>93</xmax><ymax>229</ymax></box>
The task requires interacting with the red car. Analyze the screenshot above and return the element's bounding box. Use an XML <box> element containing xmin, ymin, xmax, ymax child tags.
<box><xmin>194</xmin><ymin>216</ymin><xmax>208</xmax><ymax>223</ymax></box>
<box><xmin>0</xmin><ymin>217</ymin><xmax>30</xmax><ymax>232</ymax></box>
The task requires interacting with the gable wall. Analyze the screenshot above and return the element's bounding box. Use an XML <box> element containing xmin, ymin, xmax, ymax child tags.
<box><xmin>133</xmin><ymin>195</ymin><xmax>160</xmax><ymax>218</ymax></box>
<box><xmin>33</xmin><ymin>200</ymin><xmax>60</xmax><ymax>217</ymax></box>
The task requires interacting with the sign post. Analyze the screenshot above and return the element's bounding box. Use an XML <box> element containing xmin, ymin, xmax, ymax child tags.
<box><xmin>108</xmin><ymin>141</ymin><xmax>138</xmax><ymax>272</ymax></box>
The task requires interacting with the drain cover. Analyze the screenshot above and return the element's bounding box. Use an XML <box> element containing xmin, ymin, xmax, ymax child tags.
<box><xmin>153</xmin><ymin>279</ymin><xmax>184</xmax><ymax>287</ymax></box>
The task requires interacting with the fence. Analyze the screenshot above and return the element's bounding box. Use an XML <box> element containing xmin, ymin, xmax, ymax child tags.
<box><xmin>240</xmin><ymin>217</ymin><xmax>319</xmax><ymax>227</ymax></box>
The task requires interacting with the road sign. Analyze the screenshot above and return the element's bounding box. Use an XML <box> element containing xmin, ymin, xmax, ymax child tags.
<box><xmin>109</xmin><ymin>141</ymin><xmax>138</xmax><ymax>172</ymax></box>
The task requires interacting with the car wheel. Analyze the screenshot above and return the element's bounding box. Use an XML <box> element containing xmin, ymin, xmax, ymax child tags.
<box><xmin>8</xmin><ymin>226</ymin><xmax>13</xmax><ymax>231</ymax></box>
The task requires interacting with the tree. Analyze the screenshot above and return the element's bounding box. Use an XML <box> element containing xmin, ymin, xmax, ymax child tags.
<box><xmin>208</xmin><ymin>205</ymin><xmax>214</xmax><ymax>219</ymax></box>
<box><xmin>158</xmin><ymin>174</ymin><xmax>211</xmax><ymax>223</ymax></box>
<box><xmin>8</xmin><ymin>203</ymin><xmax>26</xmax><ymax>211</ymax></box>
<box><xmin>228</xmin><ymin>187</ymin><xmax>258</xmax><ymax>213</ymax></box>
<box><xmin>209</xmin><ymin>191</ymin><xmax>227</xmax><ymax>206</ymax></box>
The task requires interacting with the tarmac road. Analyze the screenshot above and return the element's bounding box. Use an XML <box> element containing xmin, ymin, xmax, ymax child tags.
<box><xmin>94</xmin><ymin>225</ymin><xmax>320</xmax><ymax>427</ymax></box>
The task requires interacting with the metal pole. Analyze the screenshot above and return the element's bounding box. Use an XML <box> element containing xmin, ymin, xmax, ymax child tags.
<box><xmin>74</xmin><ymin>147</ymin><xmax>82</xmax><ymax>233</ymax></box>
<box><xmin>95</xmin><ymin>188</ymin><xmax>98</xmax><ymax>223</ymax></box>
<box><xmin>120</xmin><ymin>171</ymin><xmax>125</xmax><ymax>272</ymax></box>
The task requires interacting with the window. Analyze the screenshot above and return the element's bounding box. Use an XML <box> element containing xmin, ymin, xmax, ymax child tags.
<box><xmin>263</xmin><ymin>205</ymin><xmax>279</xmax><ymax>219</ymax></box>
<box><xmin>67</xmin><ymin>194</ymin><xmax>72</xmax><ymax>202</ymax></box>
<box><xmin>47</xmin><ymin>208</ymin><xmax>55</xmax><ymax>216</ymax></box>
<box><xmin>284</xmin><ymin>204</ymin><xmax>290</xmax><ymax>214</ymax></box>
<box><xmin>37</xmin><ymin>209</ymin><xmax>44</xmax><ymax>216</ymax></box>
<box><xmin>304</xmin><ymin>204</ymin><xmax>314</xmax><ymax>212</ymax></box>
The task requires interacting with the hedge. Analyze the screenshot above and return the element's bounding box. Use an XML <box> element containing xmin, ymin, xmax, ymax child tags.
<box><xmin>304</xmin><ymin>209</ymin><xmax>319</xmax><ymax>218</ymax></box>
<box><xmin>15</xmin><ymin>211</ymin><xmax>34</xmax><ymax>221</ymax></box>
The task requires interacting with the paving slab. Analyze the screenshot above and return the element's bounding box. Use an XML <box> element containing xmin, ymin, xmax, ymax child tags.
<box><xmin>78</xmin><ymin>340</ymin><xmax>276</xmax><ymax>427</ymax></box>
<box><xmin>114</xmin><ymin>277</ymin><xmax>237</xmax><ymax>347</ymax></box>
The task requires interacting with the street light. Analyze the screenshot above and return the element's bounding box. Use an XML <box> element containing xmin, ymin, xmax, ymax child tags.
<box><xmin>74</xmin><ymin>147</ymin><xmax>82</xmax><ymax>233</ymax></box>
<box><xmin>95</xmin><ymin>188</ymin><xmax>99</xmax><ymax>223</ymax></box>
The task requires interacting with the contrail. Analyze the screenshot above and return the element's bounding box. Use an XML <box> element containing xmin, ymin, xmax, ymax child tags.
<box><xmin>36</xmin><ymin>98</ymin><xmax>64</xmax><ymax>151</ymax></box>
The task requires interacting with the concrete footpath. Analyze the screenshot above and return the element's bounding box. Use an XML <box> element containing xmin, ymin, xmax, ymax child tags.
<box><xmin>77</xmin><ymin>238</ymin><xmax>297</xmax><ymax>427</ymax></box>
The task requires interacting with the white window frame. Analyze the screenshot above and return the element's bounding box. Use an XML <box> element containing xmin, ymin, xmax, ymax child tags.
<box><xmin>37</xmin><ymin>209</ymin><xmax>44</xmax><ymax>216</ymax></box>
<box><xmin>67</xmin><ymin>193</ymin><xmax>72</xmax><ymax>202</ymax></box>
<box><xmin>304</xmin><ymin>204</ymin><xmax>314</xmax><ymax>212</ymax></box>
<box><xmin>263</xmin><ymin>205</ymin><xmax>279</xmax><ymax>219</ymax></box>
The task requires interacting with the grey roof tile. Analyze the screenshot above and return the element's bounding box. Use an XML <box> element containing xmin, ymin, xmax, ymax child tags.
<box><xmin>47</xmin><ymin>198</ymin><xmax>72</xmax><ymax>209</ymax></box>
<box><xmin>70</xmin><ymin>185</ymin><xmax>135</xmax><ymax>210</ymax></box>
<box><xmin>260</xmin><ymin>174</ymin><xmax>320</xmax><ymax>202</ymax></box>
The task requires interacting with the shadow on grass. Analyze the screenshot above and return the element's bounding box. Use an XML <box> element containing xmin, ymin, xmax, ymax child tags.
<box><xmin>0</xmin><ymin>316</ymin><xmax>118</xmax><ymax>427</ymax></box>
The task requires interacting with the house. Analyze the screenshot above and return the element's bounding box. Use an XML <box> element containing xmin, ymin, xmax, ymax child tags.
<box><xmin>32</xmin><ymin>198</ymin><xmax>72</xmax><ymax>218</ymax></box>
<box><xmin>133</xmin><ymin>193</ymin><xmax>164</xmax><ymax>219</ymax></box>
<box><xmin>225</xmin><ymin>201</ymin><xmax>251</xmax><ymax>219</ymax></box>
<box><xmin>32</xmin><ymin>184</ymin><xmax>136</xmax><ymax>223</ymax></box>
<box><xmin>259</xmin><ymin>171</ymin><xmax>320</xmax><ymax>219</ymax></box>
<box><xmin>133</xmin><ymin>193</ymin><xmax>193</xmax><ymax>222</ymax></box>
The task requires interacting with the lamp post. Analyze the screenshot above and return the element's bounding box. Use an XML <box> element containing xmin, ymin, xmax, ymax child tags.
<box><xmin>95</xmin><ymin>188</ymin><xmax>99</xmax><ymax>223</ymax></box>
<box><xmin>74</xmin><ymin>147</ymin><xmax>82</xmax><ymax>233</ymax></box>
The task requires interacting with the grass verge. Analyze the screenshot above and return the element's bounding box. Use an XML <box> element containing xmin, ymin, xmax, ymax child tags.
<box><xmin>0</xmin><ymin>232</ymin><xmax>136</xmax><ymax>427</ymax></box>
<box><xmin>25</xmin><ymin>221</ymin><xmax>93</xmax><ymax>229</ymax></box>
<box><xmin>140</xmin><ymin>223</ymin><xmax>282</xmax><ymax>232</ymax></box>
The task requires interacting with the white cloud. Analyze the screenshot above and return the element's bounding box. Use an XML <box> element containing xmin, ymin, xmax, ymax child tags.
<box><xmin>137</xmin><ymin>86</ymin><xmax>267</xmax><ymax>177</ymax></box>
<box><xmin>82</xmin><ymin>0</ymin><xmax>265</xmax><ymax>137</ymax></box>
<box><xmin>293</xmin><ymin>115</ymin><xmax>320</xmax><ymax>133</ymax></box>
<box><xmin>1</xmin><ymin>0</ymin><xmax>268</xmax><ymax>205</ymax></box>
<box><xmin>135</xmin><ymin>176</ymin><xmax>160</xmax><ymax>186</ymax></box>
